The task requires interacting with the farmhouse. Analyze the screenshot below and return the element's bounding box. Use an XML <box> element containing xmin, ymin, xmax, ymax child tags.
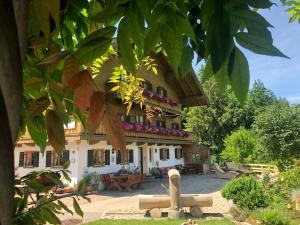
<box><xmin>14</xmin><ymin>53</ymin><xmax>208</xmax><ymax>185</ymax></box>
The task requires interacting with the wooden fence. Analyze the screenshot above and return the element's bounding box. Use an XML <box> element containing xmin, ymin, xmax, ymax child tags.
<box><xmin>243</xmin><ymin>163</ymin><xmax>279</xmax><ymax>175</ymax></box>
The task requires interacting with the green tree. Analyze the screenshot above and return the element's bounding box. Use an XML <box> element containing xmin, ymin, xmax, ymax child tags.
<box><xmin>243</xmin><ymin>80</ymin><xmax>277</xmax><ymax>127</ymax></box>
<box><xmin>184</xmin><ymin>78</ymin><xmax>247</xmax><ymax>155</ymax></box>
<box><xmin>252</xmin><ymin>101</ymin><xmax>300</xmax><ymax>168</ymax></box>
<box><xmin>221</xmin><ymin>127</ymin><xmax>259</xmax><ymax>164</ymax></box>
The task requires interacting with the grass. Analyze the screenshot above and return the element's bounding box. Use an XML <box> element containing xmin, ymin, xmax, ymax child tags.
<box><xmin>83</xmin><ymin>219</ymin><xmax>235</xmax><ymax>225</ymax></box>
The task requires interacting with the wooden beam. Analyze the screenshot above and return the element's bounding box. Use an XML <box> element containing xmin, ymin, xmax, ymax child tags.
<box><xmin>180</xmin><ymin>95</ymin><xmax>206</xmax><ymax>107</ymax></box>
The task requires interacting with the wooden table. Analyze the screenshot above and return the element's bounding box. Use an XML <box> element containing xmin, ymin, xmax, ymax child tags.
<box><xmin>183</xmin><ymin>166</ymin><xmax>195</xmax><ymax>175</ymax></box>
<box><xmin>114</xmin><ymin>175</ymin><xmax>128</xmax><ymax>191</ymax></box>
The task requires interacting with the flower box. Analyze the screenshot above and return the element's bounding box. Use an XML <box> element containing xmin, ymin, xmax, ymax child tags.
<box><xmin>122</xmin><ymin>122</ymin><xmax>133</xmax><ymax>130</ymax></box>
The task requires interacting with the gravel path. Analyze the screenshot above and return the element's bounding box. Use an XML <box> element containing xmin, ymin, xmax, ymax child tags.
<box><xmin>59</xmin><ymin>174</ymin><xmax>230</xmax><ymax>224</ymax></box>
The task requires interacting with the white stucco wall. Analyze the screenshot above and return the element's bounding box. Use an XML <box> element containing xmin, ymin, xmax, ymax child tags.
<box><xmin>14</xmin><ymin>141</ymin><xmax>184</xmax><ymax>185</ymax></box>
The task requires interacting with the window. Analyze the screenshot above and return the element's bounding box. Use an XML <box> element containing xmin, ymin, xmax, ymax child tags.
<box><xmin>46</xmin><ymin>150</ymin><xmax>70</xmax><ymax>168</ymax></box>
<box><xmin>156</xmin><ymin>120</ymin><xmax>166</xmax><ymax>128</ymax></box>
<box><xmin>120</xmin><ymin>114</ymin><xmax>126</xmax><ymax>122</ymax></box>
<box><xmin>128</xmin><ymin>149</ymin><xmax>134</xmax><ymax>163</ymax></box>
<box><xmin>19</xmin><ymin>151</ymin><xmax>39</xmax><ymax>168</ymax></box>
<box><xmin>172</xmin><ymin>123</ymin><xmax>180</xmax><ymax>130</ymax></box>
<box><xmin>175</xmin><ymin>148</ymin><xmax>183</xmax><ymax>159</ymax></box>
<box><xmin>157</xmin><ymin>87</ymin><xmax>167</xmax><ymax>97</ymax></box>
<box><xmin>141</xmin><ymin>80</ymin><xmax>153</xmax><ymax>91</ymax></box>
<box><xmin>116</xmin><ymin>150</ymin><xmax>121</xmax><ymax>164</ymax></box>
<box><xmin>87</xmin><ymin>149</ymin><xmax>110</xmax><ymax>167</ymax></box>
<box><xmin>136</xmin><ymin>115</ymin><xmax>145</xmax><ymax>125</ymax></box>
<box><xmin>159</xmin><ymin>148</ymin><xmax>170</xmax><ymax>161</ymax></box>
<box><xmin>192</xmin><ymin>153</ymin><xmax>201</xmax><ymax>163</ymax></box>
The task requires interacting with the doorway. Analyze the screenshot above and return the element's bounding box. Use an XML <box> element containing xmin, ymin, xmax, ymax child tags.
<box><xmin>139</xmin><ymin>147</ymin><xmax>143</xmax><ymax>173</ymax></box>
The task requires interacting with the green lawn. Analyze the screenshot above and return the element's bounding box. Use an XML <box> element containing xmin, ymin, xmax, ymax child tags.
<box><xmin>83</xmin><ymin>219</ymin><xmax>235</xmax><ymax>225</ymax></box>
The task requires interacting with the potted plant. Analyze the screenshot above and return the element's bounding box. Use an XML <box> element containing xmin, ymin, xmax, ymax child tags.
<box><xmin>291</xmin><ymin>189</ymin><xmax>300</xmax><ymax>210</ymax></box>
<box><xmin>81</xmin><ymin>173</ymin><xmax>94</xmax><ymax>193</ymax></box>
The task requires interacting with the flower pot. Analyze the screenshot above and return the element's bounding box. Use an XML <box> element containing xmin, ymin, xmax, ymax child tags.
<box><xmin>85</xmin><ymin>185</ymin><xmax>93</xmax><ymax>193</ymax></box>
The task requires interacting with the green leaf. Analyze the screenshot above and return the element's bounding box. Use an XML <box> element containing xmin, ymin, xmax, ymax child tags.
<box><xmin>179</xmin><ymin>45</ymin><xmax>194</xmax><ymax>76</ymax></box>
<box><xmin>205</xmin><ymin>8</ymin><xmax>232</xmax><ymax>73</ymax></box>
<box><xmin>47</xmin><ymin>0</ymin><xmax>60</xmax><ymax>28</ymax></box>
<box><xmin>236</xmin><ymin>32</ymin><xmax>289</xmax><ymax>58</ymax></box>
<box><xmin>161</xmin><ymin>25</ymin><xmax>183</xmax><ymax>73</ymax></box>
<box><xmin>127</xmin><ymin>9</ymin><xmax>144</xmax><ymax>51</ymax></box>
<box><xmin>177</xmin><ymin>17</ymin><xmax>196</xmax><ymax>42</ymax></box>
<box><xmin>214</xmin><ymin>62</ymin><xmax>229</xmax><ymax>92</ymax></box>
<box><xmin>62</xmin><ymin>170</ymin><xmax>71</xmax><ymax>182</ymax></box>
<box><xmin>73</xmin><ymin>197</ymin><xmax>84</xmax><ymax>217</ymax></box>
<box><xmin>46</xmin><ymin>110</ymin><xmax>65</xmax><ymax>153</ymax></box>
<box><xmin>25</xmin><ymin>179</ymin><xmax>47</xmax><ymax>193</ymax></box>
<box><xmin>43</xmin><ymin>207</ymin><xmax>61</xmax><ymax>224</ymax></box>
<box><xmin>247</xmin><ymin>0</ymin><xmax>274</xmax><ymax>9</ymax></box>
<box><xmin>44</xmin><ymin>172</ymin><xmax>63</xmax><ymax>186</ymax></box>
<box><xmin>76</xmin><ymin>38</ymin><xmax>111</xmax><ymax>65</ymax></box>
<box><xmin>144</xmin><ymin>25</ymin><xmax>161</xmax><ymax>55</ymax></box>
<box><xmin>202</xmin><ymin>58</ymin><xmax>214</xmax><ymax>83</ymax></box>
<box><xmin>228</xmin><ymin>47</ymin><xmax>250</xmax><ymax>104</ymax></box>
<box><xmin>27</xmin><ymin>116</ymin><xmax>47</xmax><ymax>153</ymax></box>
<box><xmin>57</xmin><ymin>200</ymin><xmax>73</xmax><ymax>215</ymax></box>
<box><xmin>77</xmin><ymin>27</ymin><xmax>116</xmax><ymax>48</ymax></box>
<box><xmin>63</xmin><ymin>160</ymin><xmax>71</xmax><ymax>169</ymax></box>
<box><xmin>229</xmin><ymin>9</ymin><xmax>273</xmax><ymax>29</ymax></box>
<box><xmin>135</xmin><ymin>0</ymin><xmax>150</xmax><ymax>19</ymax></box>
<box><xmin>118</xmin><ymin>17</ymin><xmax>136</xmax><ymax>74</ymax></box>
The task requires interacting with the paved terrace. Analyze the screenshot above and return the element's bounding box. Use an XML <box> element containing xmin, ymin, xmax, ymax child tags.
<box><xmin>60</xmin><ymin>174</ymin><xmax>230</xmax><ymax>224</ymax></box>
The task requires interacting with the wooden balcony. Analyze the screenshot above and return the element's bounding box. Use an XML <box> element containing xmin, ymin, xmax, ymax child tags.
<box><xmin>93</xmin><ymin>123</ymin><xmax>197</xmax><ymax>145</ymax></box>
<box><xmin>19</xmin><ymin>122</ymin><xmax>197</xmax><ymax>145</ymax></box>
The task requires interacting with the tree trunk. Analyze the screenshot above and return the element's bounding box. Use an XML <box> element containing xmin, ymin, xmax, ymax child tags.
<box><xmin>0</xmin><ymin>1</ymin><xmax>28</xmax><ymax>224</ymax></box>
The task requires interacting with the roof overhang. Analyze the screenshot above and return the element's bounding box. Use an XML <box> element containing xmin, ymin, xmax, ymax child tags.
<box><xmin>154</xmin><ymin>53</ymin><xmax>208</xmax><ymax>107</ymax></box>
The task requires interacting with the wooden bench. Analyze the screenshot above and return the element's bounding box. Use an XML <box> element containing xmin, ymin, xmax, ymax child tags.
<box><xmin>120</xmin><ymin>174</ymin><xmax>145</xmax><ymax>192</ymax></box>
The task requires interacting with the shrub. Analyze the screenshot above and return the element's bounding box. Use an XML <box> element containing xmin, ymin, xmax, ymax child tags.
<box><xmin>278</xmin><ymin>163</ymin><xmax>300</xmax><ymax>197</ymax></box>
<box><xmin>222</xmin><ymin>176</ymin><xmax>268</xmax><ymax>209</ymax></box>
<box><xmin>262</xmin><ymin>211</ymin><xmax>290</xmax><ymax>225</ymax></box>
<box><xmin>221</xmin><ymin>127</ymin><xmax>259</xmax><ymax>164</ymax></box>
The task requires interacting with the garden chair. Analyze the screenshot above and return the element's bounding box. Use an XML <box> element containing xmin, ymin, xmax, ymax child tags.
<box><xmin>212</xmin><ymin>163</ymin><xmax>240</xmax><ymax>180</ymax></box>
<box><xmin>225</xmin><ymin>162</ymin><xmax>253</xmax><ymax>175</ymax></box>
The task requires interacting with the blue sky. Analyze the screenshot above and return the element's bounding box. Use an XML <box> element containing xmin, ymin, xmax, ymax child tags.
<box><xmin>193</xmin><ymin>5</ymin><xmax>300</xmax><ymax>104</ymax></box>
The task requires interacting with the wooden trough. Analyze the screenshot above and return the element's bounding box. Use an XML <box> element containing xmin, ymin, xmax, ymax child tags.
<box><xmin>138</xmin><ymin>194</ymin><xmax>213</xmax><ymax>218</ymax></box>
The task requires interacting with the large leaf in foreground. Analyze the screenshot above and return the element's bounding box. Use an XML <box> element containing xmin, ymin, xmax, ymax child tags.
<box><xmin>103</xmin><ymin>104</ymin><xmax>126</xmax><ymax>154</ymax></box>
<box><xmin>46</xmin><ymin>110</ymin><xmax>65</xmax><ymax>153</ymax></box>
<box><xmin>27</xmin><ymin>116</ymin><xmax>47</xmax><ymax>153</ymax></box>
<box><xmin>88</xmin><ymin>91</ymin><xmax>105</xmax><ymax>135</ymax></box>
<box><xmin>236</xmin><ymin>32</ymin><xmax>289</xmax><ymax>58</ymax></box>
<box><xmin>118</xmin><ymin>17</ymin><xmax>136</xmax><ymax>74</ymax></box>
<box><xmin>62</xmin><ymin>56</ymin><xmax>80</xmax><ymax>87</ymax></box>
<box><xmin>228</xmin><ymin>47</ymin><xmax>250</xmax><ymax>104</ymax></box>
<box><xmin>69</xmin><ymin>70</ymin><xmax>95</xmax><ymax>114</ymax></box>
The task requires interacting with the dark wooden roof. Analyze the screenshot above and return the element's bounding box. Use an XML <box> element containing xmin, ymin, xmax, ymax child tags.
<box><xmin>154</xmin><ymin>53</ymin><xmax>208</xmax><ymax>107</ymax></box>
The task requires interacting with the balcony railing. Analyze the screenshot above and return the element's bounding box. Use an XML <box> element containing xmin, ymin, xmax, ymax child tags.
<box><xmin>20</xmin><ymin>122</ymin><xmax>197</xmax><ymax>143</ymax></box>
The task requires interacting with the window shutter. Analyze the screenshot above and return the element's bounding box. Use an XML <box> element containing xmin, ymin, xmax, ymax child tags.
<box><xmin>129</xmin><ymin>150</ymin><xmax>134</xmax><ymax>163</ymax></box>
<box><xmin>63</xmin><ymin>150</ymin><xmax>70</xmax><ymax>163</ymax></box>
<box><xmin>149</xmin><ymin>82</ymin><xmax>153</xmax><ymax>91</ymax></box>
<box><xmin>105</xmin><ymin>150</ymin><xmax>110</xmax><ymax>165</ymax></box>
<box><xmin>46</xmin><ymin>151</ymin><xmax>52</xmax><ymax>167</ymax></box>
<box><xmin>19</xmin><ymin>152</ymin><xmax>24</xmax><ymax>167</ymax></box>
<box><xmin>116</xmin><ymin>150</ymin><xmax>121</xmax><ymax>164</ymax></box>
<box><xmin>180</xmin><ymin>149</ymin><xmax>183</xmax><ymax>158</ymax></box>
<box><xmin>87</xmin><ymin>150</ymin><xmax>94</xmax><ymax>167</ymax></box>
<box><xmin>163</xmin><ymin>89</ymin><xmax>167</xmax><ymax>97</ymax></box>
<box><xmin>166</xmin><ymin>149</ymin><xmax>170</xmax><ymax>159</ymax></box>
<box><xmin>175</xmin><ymin>149</ymin><xmax>178</xmax><ymax>159</ymax></box>
<box><xmin>160</xmin><ymin>149</ymin><xmax>163</xmax><ymax>160</ymax></box>
<box><xmin>33</xmin><ymin>152</ymin><xmax>39</xmax><ymax>167</ymax></box>
<box><xmin>156</xmin><ymin>87</ymin><xmax>160</xmax><ymax>94</ymax></box>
